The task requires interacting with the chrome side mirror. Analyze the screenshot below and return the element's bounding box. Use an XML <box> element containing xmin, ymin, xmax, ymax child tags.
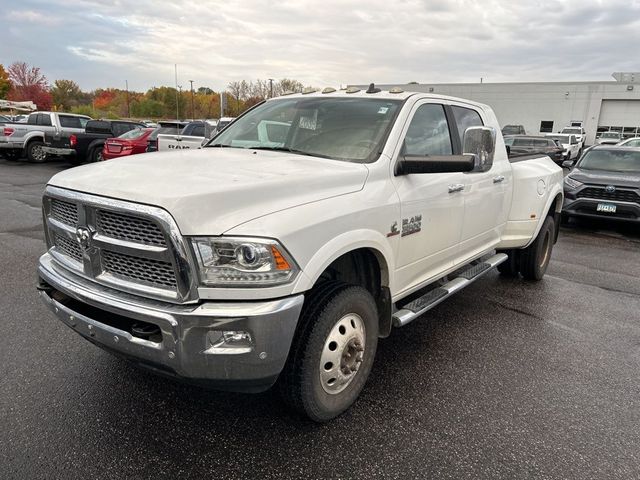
<box><xmin>463</xmin><ymin>126</ymin><xmax>496</xmax><ymax>171</ymax></box>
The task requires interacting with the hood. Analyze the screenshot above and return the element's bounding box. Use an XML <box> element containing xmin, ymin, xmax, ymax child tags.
<box><xmin>569</xmin><ymin>167</ymin><xmax>640</xmax><ymax>189</ymax></box>
<box><xmin>48</xmin><ymin>148</ymin><xmax>369</xmax><ymax>235</ymax></box>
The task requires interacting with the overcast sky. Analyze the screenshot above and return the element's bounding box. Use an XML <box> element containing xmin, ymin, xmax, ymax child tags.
<box><xmin>2</xmin><ymin>0</ymin><xmax>639</xmax><ymax>92</ymax></box>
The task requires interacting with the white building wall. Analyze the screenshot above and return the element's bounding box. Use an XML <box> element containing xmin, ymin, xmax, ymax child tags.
<box><xmin>366</xmin><ymin>81</ymin><xmax>640</xmax><ymax>145</ymax></box>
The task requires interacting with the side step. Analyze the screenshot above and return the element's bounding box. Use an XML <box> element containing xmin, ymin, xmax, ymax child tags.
<box><xmin>392</xmin><ymin>253</ymin><xmax>507</xmax><ymax>327</ymax></box>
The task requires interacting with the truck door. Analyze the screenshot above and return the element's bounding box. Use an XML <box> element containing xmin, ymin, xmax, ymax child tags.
<box><xmin>449</xmin><ymin>104</ymin><xmax>510</xmax><ymax>264</ymax></box>
<box><xmin>391</xmin><ymin>102</ymin><xmax>466</xmax><ymax>294</ymax></box>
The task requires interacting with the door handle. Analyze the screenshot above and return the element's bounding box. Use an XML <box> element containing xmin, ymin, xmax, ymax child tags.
<box><xmin>448</xmin><ymin>184</ymin><xmax>465</xmax><ymax>193</ymax></box>
<box><xmin>493</xmin><ymin>175</ymin><xmax>505</xmax><ymax>184</ymax></box>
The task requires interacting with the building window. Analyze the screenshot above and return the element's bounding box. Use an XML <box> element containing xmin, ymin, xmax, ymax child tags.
<box><xmin>540</xmin><ymin>121</ymin><xmax>554</xmax><ymax>133</ymax></box>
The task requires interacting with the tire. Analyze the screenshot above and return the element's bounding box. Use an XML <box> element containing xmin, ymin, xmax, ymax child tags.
<box><xmin>278</xmin><ymin>282</ymin><xmax>379</xmax><ymax>422</ymax></box>
<box><xmin>519</xmin><ymin>215</ymin><xmax>555</xmax><ymax>281</ymax></box>
<box><xmin>89</xmin><ymin>146</ymin><xmax>103</xmax><ymax>163</ymax></box>
<box><xmin>26</xmin><ymin>140</ymin><xmax>47</xmax><ymax>163</ymax></box>
<box><xmin>497</xmin><ymin>250</ymin><xmax>519</xmax><ymax>276</ymax></box>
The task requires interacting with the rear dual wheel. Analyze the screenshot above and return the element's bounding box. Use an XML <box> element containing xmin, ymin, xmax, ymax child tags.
<box><xmin>499</xmin><ymin>215</ymin><xmax>555</xmax><ymax>281</ymax></box>
<box><xmin>278</xmin><ymin>282</ymin><xmax>378</xmax><ymax>422</ymax></box>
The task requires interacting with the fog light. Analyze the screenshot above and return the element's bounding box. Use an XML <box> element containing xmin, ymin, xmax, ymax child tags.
<box><xmin>205</xmin><ymin>330</ymin><xmax>253</xmax><ymax>355</ymax></box>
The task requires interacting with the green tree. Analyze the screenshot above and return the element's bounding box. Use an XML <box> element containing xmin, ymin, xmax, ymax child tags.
<box><xmin>51</xmin><ymin>79</ymin><xmax>88</xmax><ymax>111</ymax></box>
<box><xmin>0</xmin><ymin>64</ymin><xmax>11</xmax><ymax>99</ymax></box>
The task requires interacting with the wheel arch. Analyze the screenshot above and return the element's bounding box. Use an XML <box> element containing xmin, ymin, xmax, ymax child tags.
<box><xmin>292</xmin><ymin>231</ymin><xmax>395</xmax><ymax>337</ymax></box>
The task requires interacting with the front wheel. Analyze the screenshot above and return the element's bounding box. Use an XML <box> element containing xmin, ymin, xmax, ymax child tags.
<box><xmin>278</xmin><ymin>282</ymin><xmax>379</xmax><ymax>422</ymax></box>
<box><xmin>519</xmin><ymin>216</ymin><xmax>555</xmax><ymax>281</ymax></box>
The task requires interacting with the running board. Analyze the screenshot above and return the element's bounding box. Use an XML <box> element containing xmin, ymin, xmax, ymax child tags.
<box><xmin>392</xmin><ymin>253</ymin><xmax>507</xmax><ymax>327</ymax></box>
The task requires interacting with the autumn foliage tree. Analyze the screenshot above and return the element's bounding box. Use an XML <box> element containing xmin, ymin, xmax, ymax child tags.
<box><xmin>7</xmin><ymin>61</ymin><xmax>52</xmax><ymax>110</ymax></box>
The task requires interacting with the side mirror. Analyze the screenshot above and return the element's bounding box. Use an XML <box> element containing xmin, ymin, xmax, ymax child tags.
<box><xmin>396</xmin><ymin>154</ymin><xmax>476</xmax><ymax>175</ymax></box>
<box><xmin>562</xmin><ymin>160</ymin><xmax>574</xmax><ymax>169</ymax></box>
<box><xmin>463</xmin><ymin>126</ymin><xmax>496</xmax><ymax>171</ymax></box>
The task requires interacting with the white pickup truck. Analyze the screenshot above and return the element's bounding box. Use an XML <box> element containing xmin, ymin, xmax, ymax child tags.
<box><xmin>37</xmin><ymin>88</ymin><xmax>563</xmax><ymax>421</ymax></box>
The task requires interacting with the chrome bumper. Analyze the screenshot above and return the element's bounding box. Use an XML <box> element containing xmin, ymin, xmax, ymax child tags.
<box><xmin>38</xmin><ymin>252</ymin><xmax>304</xmax><ymax>392</ymax></box>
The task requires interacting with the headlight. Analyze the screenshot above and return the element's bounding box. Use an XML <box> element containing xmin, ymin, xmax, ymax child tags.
<box><xmin>564</xmin><ymin>176</ymin><xmax>583</xmax><ymax>189</ymax></box>
<box><xmin>191</xmin><ymin>237</ymin><xmax>299</xmax><ymax>287</ymax></box>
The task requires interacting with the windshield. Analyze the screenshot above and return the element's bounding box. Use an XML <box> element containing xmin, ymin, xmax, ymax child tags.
<box><xmin>208</xmin><ymin>97</ymin><xmax>402</xmax><ymax>163</ymax></box>
<box><xmin>601</xmin><ymin>132</ymin><xmax>621</xmax><ymax>139</ymax></box>
<box><xmin>548</xmin><ymin>135</ymin><xmax>568</xmax><ymax>144</ymax></box>
<box><xmin>578</xmin><ymin>149</ymin><xmax>640</xmax><ymax>172</ymax></box>
<box><xmin>562</xmin><ymin>128</ymin><xmax>581</xmax><ymax>134</ymax></box>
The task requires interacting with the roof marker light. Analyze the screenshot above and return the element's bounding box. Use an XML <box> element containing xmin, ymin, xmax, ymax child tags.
<box><xmin>281</xmin><ymin>90</ymin><xmax>295</xmax><ymax>96</ymax></box>
<box><xmin>365</xmin><ymin>83</ymin><xmax>381</xmax><ymax>94</ymax></box>
<box><xmin>302</xmin><ymin>87</ymin><xmax>317</xmax><ymax>94</ymax></box>
<box><xmin>345</xmin><ymin>87</ymin><xmax>360</xmax><ymax>94</ymax></box>
<box><xmin>389</xmin><ymin>87</ymin><xmax>404</xmax><ymax>94</ymax></box>
<box><xmin>322</xmin><ymin>87</ymin><xmax>336</xmax><ymax>94</ymax></box>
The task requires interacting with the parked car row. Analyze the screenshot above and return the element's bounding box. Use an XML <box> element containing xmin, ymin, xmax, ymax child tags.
<box><xmin>0</xmin><ymin>111</ymin><xmax>235</xmax><ymax>163</ymax></box>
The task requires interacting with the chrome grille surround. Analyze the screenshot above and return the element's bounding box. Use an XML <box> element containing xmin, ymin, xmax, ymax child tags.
<box><xmin>43</xmin><ymin>185</ymin><xmax>199</xmax><ymax>304</ymax></box>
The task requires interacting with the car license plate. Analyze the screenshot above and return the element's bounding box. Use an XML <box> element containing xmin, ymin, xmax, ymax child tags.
<box><xmin>596</xmin><ymin>203</ymin><xmax>617</xmax><ymax>213</ymax></box>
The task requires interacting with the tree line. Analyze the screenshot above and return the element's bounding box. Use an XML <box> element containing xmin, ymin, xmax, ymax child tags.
<box><xmin>0</xmin><ymin>61</ymin><xmax>312</xmax><ymax>120</ymax></box>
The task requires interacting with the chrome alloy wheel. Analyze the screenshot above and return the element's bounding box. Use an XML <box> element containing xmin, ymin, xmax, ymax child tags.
<box><xmin>32</xmin><ymin>145</ymin><xmax>46</xmax><ymax>161</ymax></box>
<box><xmin>319</xmin><ymin>313</ymin><xmax>366</xmax><ymax>394</ymax></box>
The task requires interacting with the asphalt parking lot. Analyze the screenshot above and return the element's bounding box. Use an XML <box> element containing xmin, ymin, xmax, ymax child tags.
<box><xmin>1</xmin><ymin>158</ymin><xmax>639</xmax><ymax>479</ymax></box>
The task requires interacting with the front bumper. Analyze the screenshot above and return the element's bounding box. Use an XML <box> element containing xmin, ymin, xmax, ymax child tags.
<box><xmin>563</xmin><ymin>196</ymin><xmax>640</xmax><ymax>223</ymax></box>
<box><xmin>42</xmin><ymin>147</ymin><xmax>75</xmax><ymax>156</ymax></box>
<box><xmin>37</xmin><ymin>252</ymin><xmax>304</xmax><ymax>392</ymax></box>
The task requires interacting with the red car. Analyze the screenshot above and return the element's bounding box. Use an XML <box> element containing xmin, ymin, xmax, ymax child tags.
<box><xmin>102</xmin><ymin>128</ymin><xmax>153</xmax><ymax>160</ymax></box>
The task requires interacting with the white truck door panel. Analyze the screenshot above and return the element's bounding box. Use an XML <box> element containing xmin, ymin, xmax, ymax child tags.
<box><xmin>391</xmin><ymin>102</ymin><xmax>465</xmax><ymax>294</ymax></box>
<box><xmin>448</xmin><ymin>104</ymin><xmax>510</xmax><ymax>264</ymax></box>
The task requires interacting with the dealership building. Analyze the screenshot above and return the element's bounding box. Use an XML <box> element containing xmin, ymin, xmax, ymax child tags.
<box><xmin>368</xmin><ymin>73</ymin><xmax>640</xmax><ymax>145</ymax></box>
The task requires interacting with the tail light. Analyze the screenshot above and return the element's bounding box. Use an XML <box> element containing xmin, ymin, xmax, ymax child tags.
<box><xmin>70</xmin><ymin>134</ymin><xmax>77</xmax><ymax>147</ymax></box>
<box><xmin>3</xmin><ymin>127</ymin><xmax>14</xmax><ymax>136</ymax></box>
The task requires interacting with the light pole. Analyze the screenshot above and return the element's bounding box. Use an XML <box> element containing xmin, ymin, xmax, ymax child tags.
<box><xmin>189</xmin><ymin>79</ymin><xmax>195</xmax><ymax>120</ymax></box>
<box><xmin>268</xmin><ymin>78</ymin><xmax>274</xmax><ymax>98</ymax></box>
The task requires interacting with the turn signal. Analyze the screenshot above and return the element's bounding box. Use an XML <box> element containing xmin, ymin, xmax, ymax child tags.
<box><xmin>271</xmin><ymin>245</ymin><xmax>291</xmax><ymax>270</ymax></box>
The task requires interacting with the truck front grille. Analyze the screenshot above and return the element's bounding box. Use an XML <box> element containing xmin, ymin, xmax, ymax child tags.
<box><xmin>577</xmin><ymin>187</ymin><xmax>640</xmax><ymax>204</ymax></box>
<box><xmin>102</xmin><ymin>250</ymin><xmax>177</xmax><ymax>288</ymax></box>
<box><xmin>50</xmin><ymin>199</ymin><xmax>78</xmax><ymax>226</ymax></box>
<box><xmin>97</xmin><ymin>210</ymin><xmax>167</xmax><ymax>246</ymax></box>
<box><xmin>53</xmin><ymin>233</ymin><xmax>82</xmax><ymax>263</ymax></box>
<box><xmin>43</xmin><ymin>187</ymin><xmax>196</xmax><ymax>303</ymax></box>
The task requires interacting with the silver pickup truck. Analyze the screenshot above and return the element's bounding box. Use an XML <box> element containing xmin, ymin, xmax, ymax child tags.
<box><xmin>0</xmin><ymin>111</ymin><xmax>90</xmax><ymax>162</ymax></box>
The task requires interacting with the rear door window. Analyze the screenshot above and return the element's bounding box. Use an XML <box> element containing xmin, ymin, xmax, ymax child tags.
<box><xmin>58</xmin><ymin>115</ymin><xmax>83</xmax><ymax>128</ymax></box>
<box><xmin>38</xmin><ymin>114</ymin><xmax>52</xmax><ymax>126</ymax></box>
<box><xmin>451</xmin><ymin>106</ymin><xmax>484</xmax><ymax>145</ymax></box>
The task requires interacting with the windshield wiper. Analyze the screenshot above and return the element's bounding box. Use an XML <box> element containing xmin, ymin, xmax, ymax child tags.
<box><xmin>207</xmin><ymin>143</ymin><xmax>234</xmax><ymax>148</ymax></box>
<box><xmin>250</xmin><ymin>146</ymin><xmax>334</xmax><ymax>159</ymax></box>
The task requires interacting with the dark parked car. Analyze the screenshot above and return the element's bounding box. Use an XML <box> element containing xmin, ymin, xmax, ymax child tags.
<box><xmin>43</xmin><ymin>119</ymin><xmax>145</xmax><ymax>164</ymax></box>
<box><xmin>504</xmin><ymin>135</ymin><xmax>565</xmax><ymax>163</ymax></box>
<box><xmin>562</xmin><ymin>146</ymin><xmax>640</xmax><ymax>223</ymax></box>
<box><xmin>146</xmin><ymin>121</ymin><xmax>189</xmax><ymax>152</ymax></box>
<box><xmin>502</xmin><ymin>124</ymin><xmax>526</xmax><ymax>135</ymax></box>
